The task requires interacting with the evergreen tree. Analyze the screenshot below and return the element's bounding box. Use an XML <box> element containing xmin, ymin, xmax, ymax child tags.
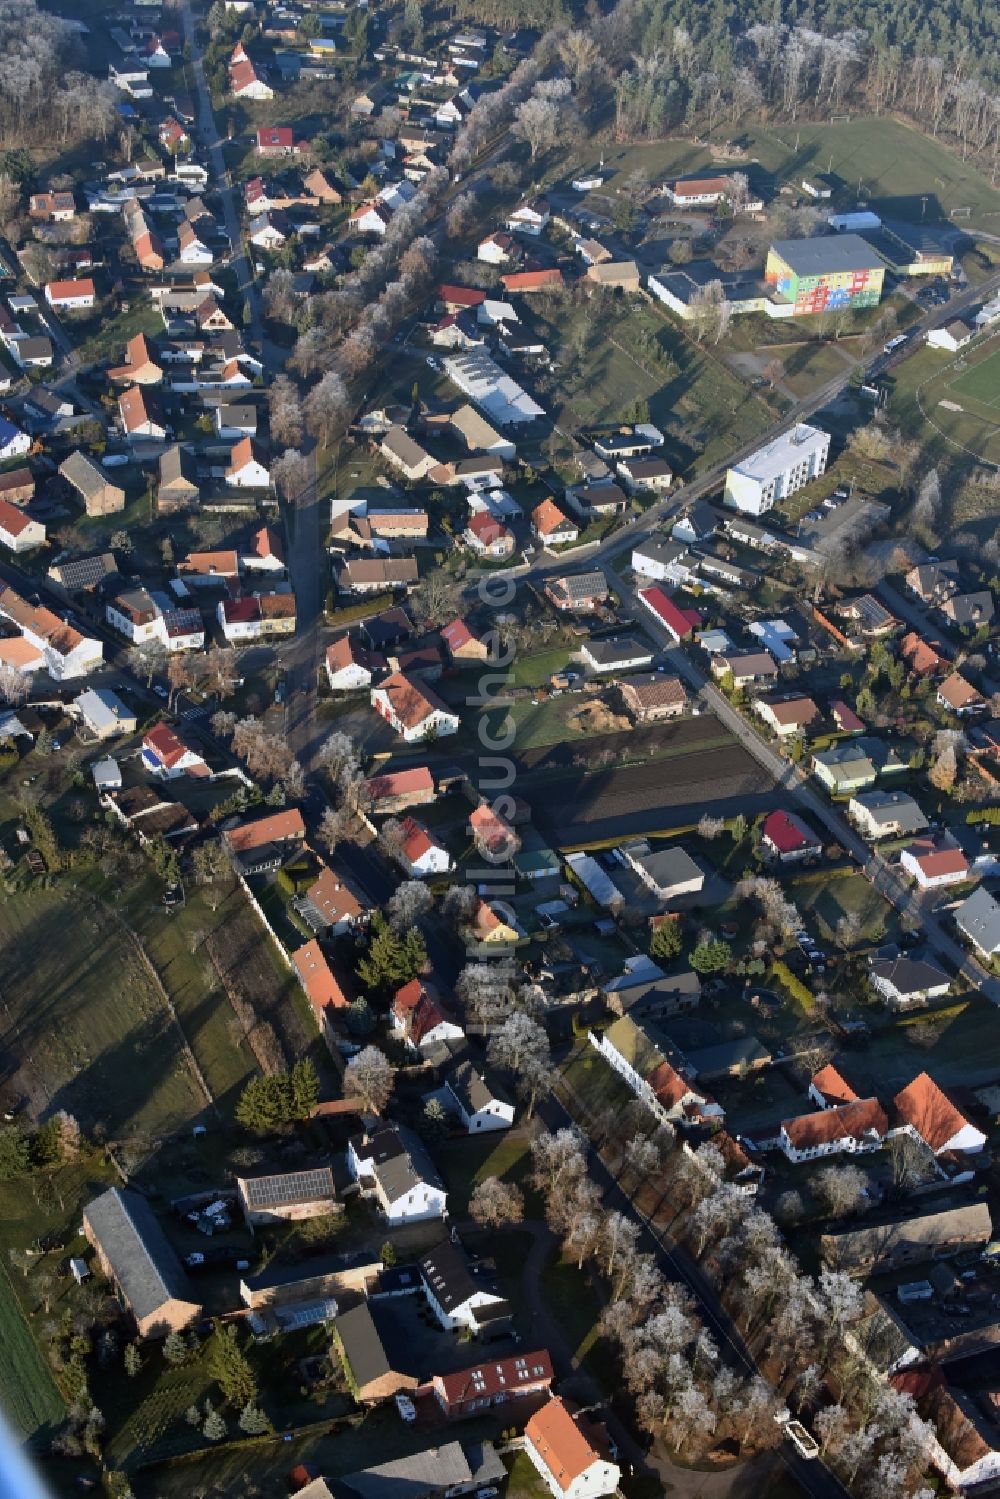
<box><xmin>202</xmin><ymin>1408</ymin><xmax>227</xmax><ymax>1442</ymax></box>
<box><xmin>650</xmin><ymin>922</ymin><xmax>682</xmax><ymax>961</ymax></box>
<box><xmin>355</xmin><ymin>913</ymin><xmax>427</xmax><ymax>994</ymax></box>
<box><xmin>207</xmin><ymin>1323</ymin><xmax>258</xmax><ymax>1409</ymax></box>
<box><xmin>289</xmin><ymin>1059</ymin><xmax>319</xmax><ymax>1121</ymax></box>
<box><xmin>162</xmin><ymin>1331</ymin><xmax>188</xmax><ymax>1366</ymax></box>
<box><xmin>123</xmin><ymin>1343</ymin><xmax>141</xmax><ymax>1378</ymax></box>
<box><xmin>238</xmin><ymin>1403</ymin><xmax>271</xmax><ymax>1435</ymax></box>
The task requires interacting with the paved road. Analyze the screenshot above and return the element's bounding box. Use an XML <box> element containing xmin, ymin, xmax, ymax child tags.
<box><xmin>180</xmin><ymin>0</ymin><xmax>263</xmax><ymax>350</ymax></box>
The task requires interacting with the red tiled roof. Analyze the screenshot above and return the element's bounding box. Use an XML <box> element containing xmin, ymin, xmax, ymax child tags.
<box><xmin>435</xmin><ymin>1348</ymin><xmax>553</xmax><ymax>1408</ymax></box>
<box><xmin>532</xmin><ymin>498</ymin><xmax>574</xmax><ymax>537</ymax></box>
<box><xmin>904</xmin><ymin>837</ymin><xmax>969</xmax><ymax>880</ymax></box>
<box><xmin>292</xmin><ymin>940</ymin><xmax>348</xmax><ymax>1015</ymax></box>
<box><xmin>46</xmin><ymin>277</ymin><xmax>94</xmax><ymax>300</ymax></box>
<box><xmin>392</xmin><ymin>978</ymin><xmax>452</xmax><ymax>1044</ymax></box>
<box><xmin>0</xmin><ymin>498</ymin><xmax>35</xmax><ymax>537</ymax></box>
<box><xmin>363</xmin><ymin>766</ymin><xmax>434</xmax><ymax>804</ymax></box>
<box><xmin>467</xmin><ymin>512</ymin><xmax>510</xmax><ymax>545</ymax></box>
<box><xmin>782</xmin><ymin>1098</ymin><xmax>888</xmax><ymax>1151</ymax></box>
<box><xmin>830</xmin><ymin>699</ymin><xmax>864</xmax><ymax>732</ymax></box>
<box><xmin>811</xmin><ymin>1064</ymin><xmax>859</xmax><ymax>1108</ymax></box>
<box><xmin>502</xmin><ymin>268</ymin><xmax>563</xmax><ymax>292</ymax></box>
<box><xmin>525</xmin><ymin>1398</ymin><xmax>603</xmax><ymax>1491</ymax></box>
<box><xmin>374</xmin><ymin>670</ymin><xmax>451</xmax><ymax>732</ymax></box>
<box><xmin>437</xmin><ymin>284</ymin><xmax>486</xmax><ymax>307</ymax></box>
<box><xmin>143</xmin><ymin>721</ymin><xmax>194</xmax><ymax>770</ymax></box>
<box><xmin>894</xmin><ymin>1072</ymin><xmax>975</xmax><ymax>1153</ymax></box>
<box><xmin>441</xmin><ymin>618</ymin><xmax>477</xmax><ymax>653</ymax></box>
<box><xmin>257</xmin><ymin>126</ymin><xmax>293</xmax><ymax>148</ymax></box>
<box><xmin>224</xmin><ymin>808</ymin><xmax>305</xmax><ymax>853</ymax></box>
<box><xmin>399</xmin><ymin>815</ymin><xmax>440</xmax><ymax>865</ymax></box>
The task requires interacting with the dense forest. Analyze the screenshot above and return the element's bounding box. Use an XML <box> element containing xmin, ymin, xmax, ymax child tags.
<box><xmin>0</xmin><ymin>0</ymin><xmax>117</xmax><ymax>148</ymax></box>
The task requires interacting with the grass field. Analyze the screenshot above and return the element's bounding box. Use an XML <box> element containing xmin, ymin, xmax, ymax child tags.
<box><xmin>790</xmin><ymin>871</ymin><xmax>897</xmax><ymax>946</ymax></box>
<box><xmin>0</xmin><ymin>1260</ymin><xmax>64</xmax><ymax>1445</ymax></box>
<box><xmin>434</xmin><ymin>1128</ymin><xmax>534</xmax><ymax>1218</ymax></box>
<box><xmin>564</xmin><ymin>116</ymin><xmax>1000</xmax><ymax>233</ymax></box>
<box><xmin>0</xmin><ymin>887</ymin><xmax>209</xmax><ymax>1137</ymax></box>
<box><xmin>948</xmin><ymin>344</ymin><xmax>1000</xmax><ymax>410</ymax></box>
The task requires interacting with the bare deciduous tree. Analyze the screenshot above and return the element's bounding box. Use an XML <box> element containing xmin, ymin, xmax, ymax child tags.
<box><xmin>344</xmin><ymin>1045</ymin><xmax>394</xmax><ymax>1114</ymax></box>
<box><xmin>469</xmin><ymin>1176</ymin><xmax>524</xmax><ymax>1229</ymax></box>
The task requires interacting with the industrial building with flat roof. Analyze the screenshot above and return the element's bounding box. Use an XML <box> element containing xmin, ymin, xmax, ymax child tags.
<box><xmin>724</xmin><ymin>423</ymin><xmax>830</xmax><ymax>516</ymax></box>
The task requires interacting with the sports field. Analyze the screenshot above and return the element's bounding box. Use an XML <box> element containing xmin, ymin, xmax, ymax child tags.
<box><xmin>948</xmin><ymin>345</ymin><xmax>1000</xmax><ymax>411</ymax></box>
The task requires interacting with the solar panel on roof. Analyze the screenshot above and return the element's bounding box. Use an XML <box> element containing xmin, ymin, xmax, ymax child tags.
<box><xmin>244</xmin><ymin>1166</ymin><xmax>334</xmax><ymax>1208</ymax></box>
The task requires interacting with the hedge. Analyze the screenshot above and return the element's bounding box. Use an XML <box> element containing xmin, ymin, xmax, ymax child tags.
<box><xmin>325</xmin><ymin>593</ymin><xmax>395</xmax><ymax>627</ymax></box>
<box><xmin>771</xmin><ymin>959</ymin><xmax>817</xmax><ymax>1015</ymax></box>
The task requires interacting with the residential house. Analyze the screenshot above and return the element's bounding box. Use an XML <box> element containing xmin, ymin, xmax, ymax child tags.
<box><xmin>444</xmin><ymin>1060</ymin><xmax>514</xmax><ymax>1134</ymax></box>
<box><xmin>325</xmin><ymin>635</ymin><xmax>384</xmax><ymax>691</ymax></box>
<box><xmin>469</xmin><ymin>802</ymin><xmax>520</xmax><ymax>863</ymax></box>
<box><xmin>82</xmin><ymin>1187</ymin><xmax>200</xmax><ymax>1339</ymax></box>
<box><xmin>927</xmin><ymin>320</ymin><xmax>975</xmax><ymax>352</ymax></box>
<box><xmin>73</xmin><ymin>687</ymin><xmax>137</xmax><ymax>741</ymax></box>
<box><xmin>141</xmin><ymin>722</ymin><xmax>207</xmax><ymax>779</ymax></box>
<box><xmin>468</xmin><ymin>899</ymin><xmax>519</xmax><ymax>947</ymax></box>
<box><xmin>502</xmin><ymin>268</ymin><xmax>564</xmax><ymax>295</ymax></box>
<box><xmin>812</xmin><ymin>742</ymin><xmax>879</xmax><ymax>795</ymax></box>
<box><xmin>638</xmin><ymin>586</ymin><xmax>702</xmax><ymax>643</ymax></box>
<box><xmin>464</xmin><ymin>511</ymin><xmax>515</xmax><ymax>558</ymax></box>
<box><xmin>397</xmin><ymin>816</ymin><xmax>453</xmax><ymax>877</ymax></box>
<box><xmin>839</xmin><ymin>593</ymin><xmax>898</xmax><ymax>638</ymax></box>
<box><xmin>532</xmin><ymin>499</ymin><xmax>578</xmax><ymax>547</ymax></box>
<box><xmin>218</xmin><ymin>595</ymin><xmax>261</xmax><ymax>642</ymax></box>
<box><xmin>119</xmin><ymin>386</ymin><xmax>167</xmax><ymax>442</ymax></box>
<box><xmin>108</xmin><ymin>332</ymin><xmax>163</xmax><ymax>385</ymax></box>
<box><xmin>347</xmin><ymin>1123</ymin><xmax>447</xmax><ymax>1225</ymax></box>
<box><xmin>592</xmin><ymin>426</ymin><xmax>664</xmax><ymax>462</ymax></box>
<box><xmin>297</xmin><ymin>866</ymin><xmax>364</xmax><ymax>937</ymax></box>
<box><xmin>106</xmin><ymin>586</ymin><xmax>162</xmax><ymax>644</ymax></box>
<box><xmin>222</xmin><ymin>808</ymin><xmax>306</xmax><ymax>874</ymax></box>
<box><xmin>602</xmin><ymin>960</ymin><xmax>701</xmax><ymax>1020</ymax></box>
<box><xmin>524</xmin><ymin>1397</ymin><xmax>620</xmax><ymax>1499</ymax></box>
<box><xmin>621</xmin><ymin>840</ymin><xmax>704</xmax><ymax>902</ymax></box>
<box><xmin>379</xmin><ymin>426</ymin><xmax>437</xmax><ymax>481</ymax></box>
<box><xmin>619</xmin><ymin>673</ymin><xmax>687</xmax><ymax>722</ymax></box>
<box><xmin>177</xmin><ymin>549</ymin><xmax>240</xmax><ymax>586</ymax></box>
<box><xmin>954</xmin><ymin>888</ymin><xmax>1000</xmax><ymax>958</ymax></box>
<box><xmin>371</xmin><ymin>671</ymin><xmax>459</xmax><ymax>742</ymax></box>
<box><xmin>761</xmin><ymin>809</ymin><xmax>823</xmax><ymax>862</ymax></box>
<box><xmin>338</xmin><ymin>558</ymin><xmax>419</xmax><ymax>595</ymax></box>
<box><xmin>226</xmin><ymin>437</ymin><xmax>270</xmax><ymax>487</ymax></box>
<box><xmin>849</xmin><ymin>789</ymin><xmax>929</xmax><ymax>841</ymax></box>
<box><xmin>391</xmin><ymin>978</ymin><xmax>463</xmax><ymax>1054</ymax></box>
<box><xmin>899</xmin><ymin>630</ymin><xmax>948</xmax><ymax>678</ymax></box>
<box><xmin>543</xmin><ymin>570</ymin><xmax>608</xmax><ymax>613</ymax></box>
<box><xmin>44</xmin><ymin>277</ymin><xmax>95</xmax><ymax>310</ymax></box>
<box><xmin>292</xmin><ymin>941</ymin><xmax>349</xmax><ymax>1037</ymax></box>
<box><xmin>580</xmin><ymin>637</ymin><xmax>654</xmax><ymax>675</ymax></box>
<box><xmin>617</xmin><ymin>456</ymin><xmax>672</xmax><ymax>494</ymax></box>
<box><xmin>335</xmin><ymin>1441</ymin><xmax>505</xmax><ymax>1495</ymax></box>
<box><xmin>429</xmin><ymin>1349</ymin><xmax>553</xmax><ymax>1420</ymax></box>
<box><xmin>242</xmin><ymin>525</ymin><xmax>284</xmax><ymax>574</ymax></box>
<box><xmin>214</xmin><ymin>403</ymin><xmax>257</xmax><ymax>440</ymax></box>
<box><xmin>631</xmin><ymin>538</ymin><xmax>695</xmax><ymax>585</ymax></box>
<box><xmin>755</xmin><ymin>695</ymin><xmax>820</xmax><ymax>738</ymax></box>
<box><xmin>236</xmin><ymin>1165</ymin><xmax>338</xmax><ymax>1228</ymax></box>
<box><xmin>229</xmin><ymin>53</ymin><xmax>273</xmax><ymax>100</ymax></box>
<box><xmin>672</xmin><ymin>501</ymin><xmax>719</xmax><ymax>545</ymax></box>
<box><xmin>821</xmin><ymin>1201</ymin><xmax>992</xmax><ymax>1273</ymax></box>
<box><xmin>477</xmin><ymin>230</ymin><xmax>516</xmax><ymax>264</ymax></box>
<box><xmin>0</xmin><ymin>500</ymin><xmax>44</xmax><ymax>553</ymax></box>
<box><xmin>592</xmin><ymin>1015</ymin><xmax>722</xmax><ymax>1126</ymax></box>
<box><xmin>941</xmin><ymin>590</ymin><xmax>994</xmax><ymax>631</ymax></box>
<box><xmin>351</xmin><ymin>201</ymin><xmax>391</xmax><ymax>236</ymax></box>
<box><xmin>333</xmin><ymin>1302</ymin><xmax>419</xmax><ymax>1404</ymax></box>
<box><xmin>506</xmin><ymin>199</ymin><xmax>550</xmax><ymax>235</ymax></box>
<box><xmin>779</xmin><ymin>1098</ymin><xmax>889</xmax><ymax>1162</ymax></box>
<box><xmin>565</xmin><ymin>482</ymin><xmax>628</xmax><ymax>522</ymax></box>
<box><xmin>938</xmin><ymin>671</ymin><xmax>985</xmax><ymax>716</ymax></box>
<box><xmin>421</xmin><ymin>1241</ymin><xmax>509</xmax><ymax>1335</ymax></box>
<box><xmin>899</xmin><ymin>836</ymin><xmax>971</xmax><ymax>889</ymax></box>
<box><xmin>809</xmin><ymin>1065</ymin><xmax>860</xmax><ymax>1110</ymax></box>
<box><xmin>906</xmin><ymin>560</ymin><xmax>960</xmax><ymax>606</ymax></box>
<box><xmin>871</xmin><ymin>957</ymin><xmax>952</xmax><ymax>1009</ymax></box>
<box><xmin>29</xmin><ymin>190</ymin><xmax>76</xmax><ymax>221</ymax></box>
<box><xmin>0</xmin><ymin>416</ymin><xmax>30</xmax><ymax>462</ymax></box>
<box><xmin>831</xmin><ymin>700</ymin><xmax>865</xmax><ymax>734</ymax></box>
<box><xmin>255</xmin><ymin>125</ymin><xmax>302</xmax><ymax>156</ymax></box>
<box><xmin>0</xmin><ymin>583</ymin><xmax>102</xmax><ymax>679</ymax></box>
<box><xmin>893</xmin><ymin>1073</ymin><xmax>989</xmax><ymax>1151</ymax></box>
<box><xmin>0</xmin><ymin>469</ymin><xmax>34</xmax><ymax>506</ymax></box>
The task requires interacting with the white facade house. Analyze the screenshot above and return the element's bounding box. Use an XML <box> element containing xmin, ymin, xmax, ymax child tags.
<box><xmin>444</xmin><ymin>1062</ymin><xmax>514</xmax><ymax>1134</ymax></box>
<box><xmin>346</xmin><ymin>1125</ymin><xmax>447</xmax><ymax>1226</ymax></box>
<box><xmin>0</xmin><ymin>502</ymin><xmax>44</xmax><ymax>553</ymax></box>
<box><xmin>420</xmin><ymin>1242</ymin><xmax>506</xmax><ymax>1333</ymax></box>
<box><xmin>226</xmin><ymin>439</ymin><xmax>270</xmax><ymax>488</ymax></box>
<box><xmin>370</xmin><ymin>671</ymin><xmax>460</xmax><ymax>743</ymax></box>
<box><xmin>506</xmin><ymin>201</ymin><xmax>549</xmax><ymax>236</ymax></box>
<box><xmin>525</xmin><ymin>1398</ymin><xmax>620</xmax><ymax>1499</ymax></box>
<box><xmin>630</xmin><ymin>538</ymin><xmax>695</xmax><ymax>586</ymax></box>
<box><xmin>724</xmin><ymin>424</ymin><xmax>830</xmax><ymax>515</ymax></box>
<box><xmin>0</xmin><ymin>417</ymin><xmax>31</xmax><ymax>461</ymax></box>
<box><xmin>779</xmin><ymin>1098</ymin><xmax>888</xmax><ymax>1162</ymax></box>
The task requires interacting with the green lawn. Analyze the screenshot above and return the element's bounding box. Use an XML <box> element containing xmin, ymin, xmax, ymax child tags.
<box><xmin>557</xmin><ymin>1043</ymin><xmax>638</xmax><ymax>1122</ymax></box>
<box><xmin>0</xmin><ymin>886</ymin><xmax>209</xmax><ymax>1137</ymax></box>
<box><xmin>540</xmin><ymin>1249</ymin><xmax>619</xmax><ymax>1389</ymax></box>
<box><xmin>505</xmin><ymin>1451</ymin><xmax>552</xmax><ymax>1498</ymax></box>
<box><xmin>75</xmin><ymin>300</ymin><xmax>165</xmax><ymax>365</ymax></box>
<box><xmin>790</xmin><ymin>870</ymin><xmax>897</xmax><ymax>946</ymax></box>
<box><xmin>948</xmin><ymin>343</ymin><xmax>1000</xmax><ymax>410</ymax></box>
<box><xmin>0</xmin><ymin>1259</ymin><xmax>64</xmax><ymax>1446</ymax></box>
<box><xmin>510</xmin><ymin>646</ymin><xmax>574</xmax><ymax>688</ymax></box>
<box><xmin>434</xmin><ymin>1128</ymin><xmax>534</xmax><ymax>1218</ymax></box>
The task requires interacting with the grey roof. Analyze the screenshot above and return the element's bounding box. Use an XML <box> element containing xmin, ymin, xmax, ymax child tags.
<box><xmin>159</xmin><ymin>444</ymin><xmax>199</xmax><ymax>490</ymax></box>
<box><xmin>943</xmin><ymin>590</ymin><xmax>994</xmax><ymax>626</ymax></box>
<box><xmin>584</xmin><ymin>635</ymin><xmax>653</xmax><ymax>666</ymax></box>
<box><xmin>624</xmin><ymin>842</ymin><xmax>703</xmax><ymax>892</ymax></box>
<box><xmin>334</xmin><ymin>1301</ymin><xmax>392</xmax><ymax>1388</ymax></box>
<box><xmin>633</xmin><ymin>537</ymin><xmax>688</xmax><ymax>569</ymax></box>
<box><xmin>60</xmin><ymin>450</ymin><xmax>115</xmax><ymax>498</ymax></box>
<box><xmin>361</xmin><ymin>1123</ymin><xmax>443</xmax><ymax>1205</ymax></box>
<box><xmin>549</xmin><ymin>569</ymin><xmax>608</xmax><ymax>603</ymax></box>
<box><xmin>604</xmin><ymin>968</ymin><xmax>701</xmax><ymax>1013</ymax></box>
<box><xmin>83</xmin><ymin>1187</ymin><xmax>196</xmax><ymax>1324</ymax></box>
<box><xmin>870</xmin><ymin>957</ymin><xmax>950</xmax><ymax>996</ymax></box>
<box><xmin>445</xmin><ymin>1059</ymin><xmax>509</xmax><ymax>1117</ymax></box>
<box><xmin>851</xmin><ymin>789</ymin><xmax>929</xmax><ymax>834</ymax></box>
<box><xmin>822</xmin><ymin>1200</ymin><xmax>992</xmax><ymax>1271</ymax></box>
<box><xmin>341</xmin><ymin>1439</ymin><xmax>504</xmax><ymax>1499</ymax></box>
<box><xmin>955</xmin><ymin>887</ymin><xmax>1000</xmax><ymax>954</ymax></box>
<box><xmin>683</xmin><ymin>1036</ymin><xmax>771</xmax><ymax>1078</ymax></box>
<box><xmin>238</xmin><ymin>1165</ymin><xmax>336</xmax><ymax>1211</ymax></box>
<box><xmin>771</xmin><ymin>233</ymin><xmax>884</xmax><ymax>277</ymax></box>
<box><xmin>48</xmin><ymin>551</ymin><xmax>117</xmax><ymax>589</ymax></box>
<box><xmin>420</xmin><ymin>1239</ymin><xmax>495</xmax><ymax>1314</ymax></box>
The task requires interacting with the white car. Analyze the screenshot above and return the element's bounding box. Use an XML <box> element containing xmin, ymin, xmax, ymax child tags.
<box><xmin>395</xmin><ymin>1394</ymin><xmax>417</xmax><ymax>1423</ymax></box>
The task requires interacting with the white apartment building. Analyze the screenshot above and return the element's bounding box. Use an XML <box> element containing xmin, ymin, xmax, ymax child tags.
<box><xmin>724</xmin><ymin>424</ymin><xmax>830</xmax><ymax>516</ymax></box>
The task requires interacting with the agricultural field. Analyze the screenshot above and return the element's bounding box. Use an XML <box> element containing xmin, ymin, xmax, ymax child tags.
<box><xmin>0</xmin><ymin>887</ymin><xmax>209</xmax><ymax>1138</ymax></box>
<box><xmin>0</xmin><ymin>1262</ymin><xmax>64</xmax><ymax>1446</ymax></box>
